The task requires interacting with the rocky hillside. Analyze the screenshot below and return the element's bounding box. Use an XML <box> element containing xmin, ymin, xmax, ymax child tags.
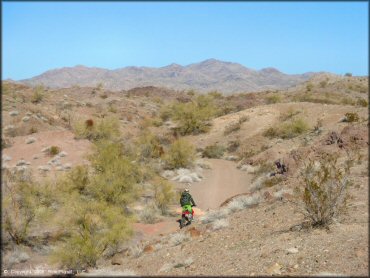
<box><xmin>1</xmin><ymin>75</ymin><xmax>368</xmax><ymax>276</ymax></box>
<box><xmin>19</xmin><ymin>59</ymin><xmax>320</xmax><ymax>94</ymax></box>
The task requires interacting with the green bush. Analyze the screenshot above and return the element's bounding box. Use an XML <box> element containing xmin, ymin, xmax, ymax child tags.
<box><xmin>153</xmin><ymin>178</ymin><xmax>175</xmax><ymax>214</ymax></box>
<box><xmin>297</xmin><ymin>153</ymin><xmax>353</xmax><ymax>227</ymax></box>
<box><xmin>48</xmin><ymin>146</ymin><xmax>61</xmax><ymax>156</ymax></box>
<box><xmin>163</xmin><ymin>139</ymin><xmax>195</xmax><ymax>169</ymax></box>
<box><xmin>202</xmin><ymin>144</ymin><xmax>226</xmax><ymax>158</ymax></box>
<box><xmin>88</xmin><ymin>141</ymin><xmax>142</xmax><ymax>206</ymax></box>
<box><xmin>136</xmin><ymin>131</ymin><xmax>163</xmax><ymax>161</ymax></box>
<box><xmin>52</xmin><ymin>198</ymin><xmax>133</xmax><ymax>269</ymax></box>
<box><xmin>171</xmin><ymin>95</ymin><xmax>217</xmax><ymax>135</ymax></box>
<box><xmin>263</xmin><ymin>118</ymin><xmax>309</xmax><ymax>139</ymax></box>
<box><xmin>73</xmin><ymin>116</ymin><xmax>121</xmax><ymax>142</ymax></box>
<box><xmin>265</xmin><ymin>94</ymin><xmax>282</xmax><ymax>104</ymax></box>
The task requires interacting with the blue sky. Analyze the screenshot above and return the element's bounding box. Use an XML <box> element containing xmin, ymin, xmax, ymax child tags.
<box><xmin>2</xmin><ymin>1</ymin><xmax>368</xmax><ymax>80</ymax></box>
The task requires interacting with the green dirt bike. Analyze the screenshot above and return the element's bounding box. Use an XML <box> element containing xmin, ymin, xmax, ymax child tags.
<box><xmin>179</xmin><ymin>205</ymin><xmax>195</xmax><ymax>229</ymax></box>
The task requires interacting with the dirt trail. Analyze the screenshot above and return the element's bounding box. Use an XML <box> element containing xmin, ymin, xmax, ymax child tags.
<box><xmin>175</xmin><ymin>159</ymin><xmax>253</xmax><ymax>210</ymax></box>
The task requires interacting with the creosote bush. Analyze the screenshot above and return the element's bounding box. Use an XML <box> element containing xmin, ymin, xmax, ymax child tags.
<box><xmin>153</xmin><ymin>178</ymin><xmax>175</xmax><ymax>214</ymax></box>
<box><xmin>48</xmin><ymin>146</ymin><xmax>61</xmax><ymax>156</ymax></box>
<box><xmin>202</xmin><ymin>144</ymin><xmax>226</xmax><ymax>159</ymax></box>
<box><xmin>73</xmin><ymin>116</ymin><xmax>120</xmax><ymax>142</ymax></box>
<box><xmin>224</xmin><ymin>121</ymin><xmax>241</xmax><ymax>135</ymax></box>
<box><xmin>163</xmin><ymin>139</ymin><xmax>195</xmax><ymax>169</ymax></box>
<box><xmin>264</xmin><ymin>118</ymin><xmax>309</xmax><ymax>139</ymax></box>
<box><xmin>295</xmin><ymin>153</ymin><xmax>353</xmax><ymax>227</ymax></box>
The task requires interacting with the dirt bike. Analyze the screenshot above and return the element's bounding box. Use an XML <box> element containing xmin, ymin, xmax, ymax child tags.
<box><xmin>180</xmin><ymin>205</ymin><xmax>195</xmax><ymax>229</ymax></box>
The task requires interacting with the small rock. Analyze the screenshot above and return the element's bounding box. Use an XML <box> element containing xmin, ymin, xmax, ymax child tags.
<box><xmin>26</xmin><ymin>137</ymin><xmax>36</xmax><ymax>144</ymax></box>
<box><xmin>22</xmin><ymin>116</ymin><xmax>30</xmax><ymax>122</ymax></box>
<box><xmin>63</xmin><ymin>163</ymin><xmax>72</xmax><ymax>170</ymax></box>
<box><xmin>58</xmin><ymin>151</ymin><xmax>67</xmax><ymax>157</ymax></box>
<box><xmin>111</xmin><ymin>254</ymin><xmax>123</xmax><ymax>265</ymax></box>
<box><xmin>38</xmin><ymin>165</ymin><xmax>51</xmax><ymax>172</ymax></box>
<box><xmin>225</xmin><ymin>155</ymin><xmax>238</xmax><ymax>161</ymax></box>
<box><xmin>9</xmin><ymin>111</ymin><xmax>19</xmax><ymax>116</ymax></box>
<box><xmin>2</xmin><ymin>155</ymin><xmax>12</xmax><ymax>162</ymax></box>
<box><xmin>267</xmin><ymin>263</ymin><xmax>282</xmax><ymax>275</ymax></box>
<box><xmin>187</xmin><ymin>227</ymin><xmax>201</xmax><ymax>238</ymax></box>
<box><xmin>55</xmin><ymin>166</ymin><xmax>64</xmax><ymax>171</ymax></box>
<box><xmin>286</xmin><ymin>247</ymin><xmax>299</xmax><ymax>254</ymax></box>
<box><xmin>143</xmin><ymin>245</ymin><xmax>154</xmax><ymax>253</ymax></box>
<box><xmin>33</xmin><ymin>155</ymin><xmax>39</xmax><ymax>160</ymax></box>
<box><xmin>41</xmin><ymin>146</ymin><xmax>51</xmax><ymax>153</ymax></box>
<box><xmin>16</xmin><ymin>160</ymin><xmax>27</xmax><ymax>166</ymax></box>
<box><xmin>26</xmin><ymin>112</ymin><xmax>32</xmax><ymax>116</ymax></box>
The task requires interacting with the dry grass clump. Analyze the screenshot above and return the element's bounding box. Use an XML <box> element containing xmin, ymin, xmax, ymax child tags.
<box><xmin>211</xmin><ymin>219</ymin><xmax>229</xmax><ymax>230</ymax></box>
<box><xmin>264</xmin><ymin>118</ymin><xmax>309</xmax><ymax>139</ymax></box>
<box><xmin>224</xmin><ymin>121</ymin><xmax>241</xmax><ymax>135</ymax></box>
<box><xmin>356</xmin><ymin>98</ymin><xmax>368</xmax><ymax>107</ymax></box>
<box><xmin>169</xmin><ymin>232</ymin><xmax>191</xmax><ymax>246</ymax></box>
<box><xmin>343</xmin><ymin>112</ymin><xmax>359</xmax><ymax>123</ymax></box>
<box><xmin>139</xmin><ymin>205</ymin><xmax>160</xmax><ymax>224</ymax></box>
<box><xmin>31</xmin><ymin>85</ymin><xmax>44</xmax><ymax>104</ymax></box>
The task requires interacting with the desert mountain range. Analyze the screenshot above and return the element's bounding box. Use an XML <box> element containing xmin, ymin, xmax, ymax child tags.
<box><xmin>19</xmin><ymin>59</ymin><xmax>321</xmax><ymax>94</ymax></box>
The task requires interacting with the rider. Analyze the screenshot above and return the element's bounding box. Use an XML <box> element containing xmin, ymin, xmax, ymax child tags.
<box><xmin>180</xmin><ymin>188</ymin><xmax>196</xmax><ymax>216</ymax></box>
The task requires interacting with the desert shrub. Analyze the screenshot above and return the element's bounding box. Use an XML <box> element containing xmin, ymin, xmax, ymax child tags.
<box><xmin>344</xmin><ymin>72</ymin><xmax>352</xmax><ymax>77</ymax></box>
<box><xmin>356</xmin><ymin>98</ymin><xmax>368</xmax><ymax>107</ymax></box>
<box><xmin>88</xmin><ymin>141</ymin><xmax>142</xmax><ymax>206</ymax></box>
<box><xmin>153</xmin><ymin>179</ymin><xmax>175</xmax><ymax>214</ymax></box>
<box><xmin>224</xmin><ymin>121</ymin><xmax>241</xmax><ymax>135</ymax></box>
<box><xmin>266</xmin><ymin>94</ymin><xmax>282</xmax><ymax>104</ymax></box>
<box><xmin>139</xmin><ymin>204</ymin><xmax>160</xmax><ymax>224</ymax></box>
<box><xmin>202</xmin><ymin>144</ymin><xmax>226</xmax><ymax>159</ymax></box>
<box><xmin>73</xmin><ymin>116</ymin><xmax>121</xmax><ymax>142</ymax></box>
<box><xmin>296</xmin><ymin>153</ymin><xmax>353</xmax><ymax>227</ymax></box>
<box><xmin>227</xmin><ymin>140</ymin><xmax>240</xmax><ymax>152</ymax></box>
<box><xmin>319</xmin><ymin>80</ymin><xmax>328</xmax><ymax>88</ymax></box>
<box><xmin>211</xmin><ymin>219</ymin><xmax>229</xmax><ymax>230</ymax></box>
<box><xmin>108</xmin><ymin>105</ymin><xmax>117</xmax><ymax>113</ymax></box>
<box><xmin>262</xmin><ymin>175</ymin><xmax>284</xmax><ymax>188</ymax></box>
<box><xmin>48</xmin><ymin>146</ymin><xmax>61</xmax><ymax>156</ymax></box>
<box><xmin>343</xmin><ymin>112</ymin><xmax>359</xmax><ymax>123</ymax></box>
<box><xmin>238</xmin><ymin>115</ymin><xmax>249</xmax><ymax>124</ymax></box>
<box><xmin>263</xmin><ymin>118</ymin><xmax>309</xmax><ymax>139</ymax></box>
<box><xmin>199</xmin><ymin>208</ymin><xmax>230</xmax><ymax>224</ymax></box>
<box><xmin>2</xmin><ymin>176</ymin><xmax>38</xmax><ymax>244</ymax></box>
<box><xmin>59</xmin><ymin>165</ymin><xmax>90</xmax><ymax>194</ymax></box>
<box><xmin>159</xmin><ymin>105</ymin><xmax>174</xmax><ymax>121</ymax></box>
<box><xmin>99</xmin><ymin>93</ymin><xmax>108</xmax><ymax>99</ymax></box>
<box><xmin>52</xmin><ymin>198</ymin><xmax>133</xmax><ymax>269</ymax></box>
<box><xmin>136</xmin><ymin>131</ymin><xmax>164</xmax><ymax>161</ymax></box>
<box><xmin>279</xmin><ymin>108</ymin><xmax>300</xmax><ymax>121</ymax></box>
<box><xmin>340</xmin><ymin>97</ymin><xmax>356</xmax><ymax>106</ymax></box>
<box><xmin>163</xmin><ymin>139</ymin><xmax>195</xmax><ymax>170</ymax></box>
<box><xmin>171</xmin><ymin>95</ymin><xmax>217</xmax><ymax>135</ymax></box>
<box><xmin>306</xmin><ymin>83</ymin><xmax>313</xmax><ymax>92</ymax></box>
<box><xmin>28</xmin><ymin>127</ymin><xmax>38</xmax><ymax>134</ymax></box>
<box><xmin>2</xmin><ymin>171</ymin><xmax>54</xmax><ymax>245</ymax></box>
<box><xmin>169</xmin><ymin>232</ymin><xmax>190</xmax><ymax>246</ymax></box>
<box><xmin>31</xmin><ymin>85</ymin><xmax>44</xmax><ymax>104</ymax></box>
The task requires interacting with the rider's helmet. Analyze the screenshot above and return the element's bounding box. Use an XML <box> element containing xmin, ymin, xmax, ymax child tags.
<box><xmin>184</xmin><ymin>188</ymin><xmax>189</xmax><ymax>193</ymax></box>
